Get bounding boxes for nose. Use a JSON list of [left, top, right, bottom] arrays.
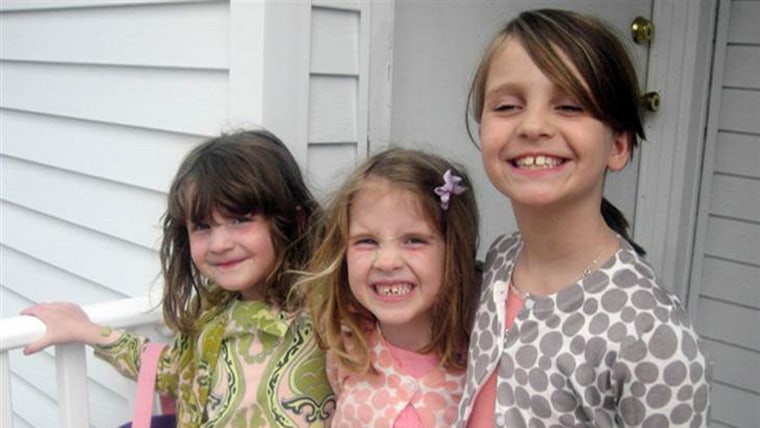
[[372, 245, 403, 272], [208, 226, 233, 252], [517, 106, 554, 140]]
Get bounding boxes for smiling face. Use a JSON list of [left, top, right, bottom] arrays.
[[346, 179, 445, 350], [188, 210, 276, 301], [479, 37, 630, 212]]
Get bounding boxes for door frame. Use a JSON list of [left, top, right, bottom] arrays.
[[633, 0, 717, 307]]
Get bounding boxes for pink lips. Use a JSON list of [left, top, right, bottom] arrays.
[[213, 258, 244, 269]]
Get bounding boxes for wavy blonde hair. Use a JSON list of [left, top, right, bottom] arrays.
[[300, 148, 480, 373]]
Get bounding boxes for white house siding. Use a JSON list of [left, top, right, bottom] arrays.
[[689, 1, 760, 427], [306, 0, 369, 196], [0, 0, 340, 426]]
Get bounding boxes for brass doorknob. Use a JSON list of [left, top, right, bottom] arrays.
[[631, 16, 655, 44], [642, 91, 661, 112]]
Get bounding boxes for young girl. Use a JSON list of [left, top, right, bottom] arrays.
[[22, 130, 335, 427], [458, 9, 711, 427], [302, 148, 480, 427]]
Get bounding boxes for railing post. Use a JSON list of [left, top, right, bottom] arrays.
[[1, 351, 12, 428], [55, 343, 90, 428]]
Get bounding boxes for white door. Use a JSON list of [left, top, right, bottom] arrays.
[[385, 1, 653, 252]]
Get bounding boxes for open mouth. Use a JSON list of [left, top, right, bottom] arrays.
[[512, 155, 565, 170], [373, 282, 414, 297]]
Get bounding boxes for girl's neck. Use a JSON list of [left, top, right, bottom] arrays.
[[511, 202, 619, 296], [378, 322, 431, 353]]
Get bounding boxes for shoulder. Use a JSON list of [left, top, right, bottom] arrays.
[[478, 232, 520, 297], [601, 246, 709, 371], [484, 232, 521, 260], [606, 244, 688, 323], [482, 232, 520, 272]]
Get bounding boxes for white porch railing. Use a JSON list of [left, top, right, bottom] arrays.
[[0, 296, 163, 428]]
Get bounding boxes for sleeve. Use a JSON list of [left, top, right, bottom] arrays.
[[94, 330, 189, 397], [92, 331, 146, 381], [614, 304, 712, 427]]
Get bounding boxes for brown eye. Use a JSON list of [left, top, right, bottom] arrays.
[[191, 222, 210, 232], [232, 215, 253, 225]]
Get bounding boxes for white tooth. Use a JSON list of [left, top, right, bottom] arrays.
[[536, 155, 546, 166], [377, 283, 411, 296]]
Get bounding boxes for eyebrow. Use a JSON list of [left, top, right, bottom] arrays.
[[483, 83, 525, 104], [485, 82, 521, 96]]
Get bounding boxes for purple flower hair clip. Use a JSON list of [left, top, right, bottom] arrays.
[[434, 169, 467, 210]]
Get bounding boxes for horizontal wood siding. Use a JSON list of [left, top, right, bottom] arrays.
[[718, 88, 760, 134], [0, 2, 229, 68], [2, 62, 229, 135], [702, 339, 760, 393], [0, 0, 198, 12], [307, 144, 357, 196], [2, 202, 161, 297], [709, 175, 760, 221], [1, 110, 202, 192], [691, 1, 760, 425], [311, 0, 360, 11], [696, 298, 760, 351], [724, 45, 760, 88], [3, 157, 166, 248], [728, 0, 760, 44], [311, 6, 359, 75], [2, 247, 123, 305], [306, 3, 367, 195], [700, 257, 760, 308], [308, 75, 358, 143], [714, 131, 760, 179], [710, 383, 760, 428]]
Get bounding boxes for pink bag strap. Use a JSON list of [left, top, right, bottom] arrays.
[[131, 342, 166, 428]]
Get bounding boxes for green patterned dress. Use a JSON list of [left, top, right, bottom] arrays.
[[95, 299, 335, 427]]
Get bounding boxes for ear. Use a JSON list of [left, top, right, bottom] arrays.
[[607, 131, 631, 172]]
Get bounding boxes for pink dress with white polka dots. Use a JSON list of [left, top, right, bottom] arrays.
[[327, 328, 464, 427]]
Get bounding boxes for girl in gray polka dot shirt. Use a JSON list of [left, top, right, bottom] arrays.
[[457, 9, 711, 427]]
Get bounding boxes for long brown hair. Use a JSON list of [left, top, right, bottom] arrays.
[[467, 9, 646, 255], [160, 130, 320, 334], [301, 148, 480, 372]]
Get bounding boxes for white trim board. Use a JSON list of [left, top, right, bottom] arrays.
[[634, 0, 717, 304]]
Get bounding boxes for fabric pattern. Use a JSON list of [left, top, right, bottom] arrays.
[[328, 328, 463, 427], [457, 233, 711, 427], [95, 299, 335, 428]]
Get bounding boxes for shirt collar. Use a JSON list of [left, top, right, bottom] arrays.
[[227, 299, 291, 337]]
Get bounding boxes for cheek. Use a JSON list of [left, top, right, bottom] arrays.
[[187, 234, 206, 266], [429, 250, 446, 286], [478, 113, 498, 137], [345, 251, 364, 277], [346, 251, 372, 291], [479, 123, 504, 160], [258, 231, 277, 261]]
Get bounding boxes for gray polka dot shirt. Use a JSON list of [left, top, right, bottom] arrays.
[[457, 233, 711, 427]]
